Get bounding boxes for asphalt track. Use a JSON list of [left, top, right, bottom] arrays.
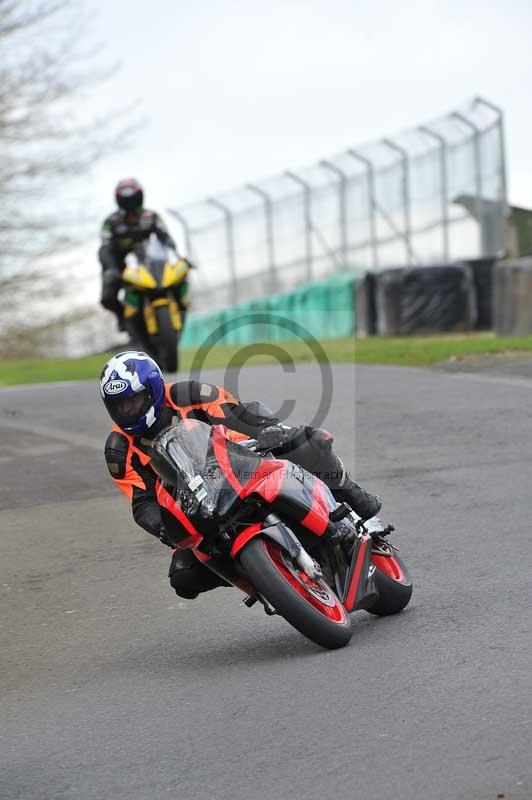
[[1, 362, 531, 800]]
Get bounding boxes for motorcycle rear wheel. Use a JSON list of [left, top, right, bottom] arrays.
[[367, 552, 412, 616], [155, 305, 179, 372], [239, 537, 352, 650]]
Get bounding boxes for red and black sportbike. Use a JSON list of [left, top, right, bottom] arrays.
[[152, 420, 412, 650]]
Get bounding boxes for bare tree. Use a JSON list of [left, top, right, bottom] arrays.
[[0, 0, 138, 337]]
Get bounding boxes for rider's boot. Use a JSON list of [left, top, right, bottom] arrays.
[[168, 549, 230, 600], [327, 456, 382, 521]]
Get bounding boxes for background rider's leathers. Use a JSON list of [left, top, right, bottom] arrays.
[[99, 209, 178, 313]]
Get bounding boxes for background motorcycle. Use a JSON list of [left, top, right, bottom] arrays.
[[119, 234, 190, 372], [152, 420, 412, 650]]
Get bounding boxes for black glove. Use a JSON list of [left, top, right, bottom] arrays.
[[256, 425, 291, 452], [178, 490, 216, 520], [179, 491, 201, 518]]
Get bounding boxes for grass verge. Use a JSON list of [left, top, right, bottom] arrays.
[[354, 332, 532, 366], [2, 333, 532, 386]]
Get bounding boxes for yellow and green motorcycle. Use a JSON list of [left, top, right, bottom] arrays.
[[120, 235, 190, 372]]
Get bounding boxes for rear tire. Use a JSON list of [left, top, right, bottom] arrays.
[[239, 537, 352, 650], [155, 305, 179, 372], [367, 553, 412, 616]]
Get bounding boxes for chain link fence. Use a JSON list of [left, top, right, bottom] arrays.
[[169, 97, 507, 312]]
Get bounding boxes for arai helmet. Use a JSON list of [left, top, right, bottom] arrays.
[[100, 351, 165, 434]]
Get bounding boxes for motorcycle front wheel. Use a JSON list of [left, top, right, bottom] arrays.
[[239, 536, 352, 650], [155, 305, 179, 373]]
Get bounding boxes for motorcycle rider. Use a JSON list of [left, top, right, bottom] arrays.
[[99, 178, 190, 333], [100, 350, 382, 599]]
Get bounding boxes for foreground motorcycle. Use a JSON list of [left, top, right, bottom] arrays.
[[119, 235, 190, 372], [152, 420, 412, 650]]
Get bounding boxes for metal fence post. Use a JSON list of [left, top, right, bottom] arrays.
[[285, 170, 313, 281], [473, 96, 509, 256], [418, 125, 450, 262], [319, 160, 348, 269], [206, 197, 238, 302], [247, 183, 277, 292], [381, 138, 413, 265], [473, 96, 509, 214], [452, 111, 483, 255], [166, 207, 192, 257], [346, 149, 379, 270]]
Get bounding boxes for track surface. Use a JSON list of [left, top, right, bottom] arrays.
[[1, 363, 531, 800]]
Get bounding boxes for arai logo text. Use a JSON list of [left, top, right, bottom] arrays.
[[104, 379, 128, 395]]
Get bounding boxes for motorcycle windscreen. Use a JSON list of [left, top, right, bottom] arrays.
[[151, 419, 241, 514], [127, 235, 168, 286]]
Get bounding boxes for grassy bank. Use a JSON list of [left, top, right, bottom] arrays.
[[354, 332, 532, 367], [2, 333, 532, 386], [0, 338, 356, 386]]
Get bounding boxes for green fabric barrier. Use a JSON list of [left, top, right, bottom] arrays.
[[180, 272, 357, 348]]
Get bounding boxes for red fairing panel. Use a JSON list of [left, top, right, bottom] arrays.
[[244, 460, 285, 502], [211, 426, 243, 496], [212, 426, 285, 501], [156, 482, 203, 550], [299, 477, 331, 536]]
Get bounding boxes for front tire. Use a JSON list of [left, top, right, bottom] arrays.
[[367, 552, 412, 616], [155, 305, 179, 372], [239, 537, 352, 650]]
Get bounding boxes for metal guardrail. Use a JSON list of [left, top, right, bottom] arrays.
[[169, 97, 507, 312]]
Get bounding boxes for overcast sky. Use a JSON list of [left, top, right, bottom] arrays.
[[85, 0, 532, 247]]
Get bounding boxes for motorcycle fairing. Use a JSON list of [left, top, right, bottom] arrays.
[[162, 260, 189, 288], [153, 420, 337, 573], [122, 262, 158, 289], [120, 236, 187, 334], [156, 481, 204, 551], [211, 426, 334, 536]]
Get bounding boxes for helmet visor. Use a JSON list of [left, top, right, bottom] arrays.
[[116, 189, 143, 213], [106, 388, 153, 428]]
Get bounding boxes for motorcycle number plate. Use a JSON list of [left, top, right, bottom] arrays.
[[188, 475, 207, 501]]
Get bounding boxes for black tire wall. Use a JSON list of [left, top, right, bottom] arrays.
[[494, 258, 532, 336], [374, 265, 477, 336]]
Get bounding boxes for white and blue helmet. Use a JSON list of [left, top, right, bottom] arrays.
[[99, 351, 166, 434]]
